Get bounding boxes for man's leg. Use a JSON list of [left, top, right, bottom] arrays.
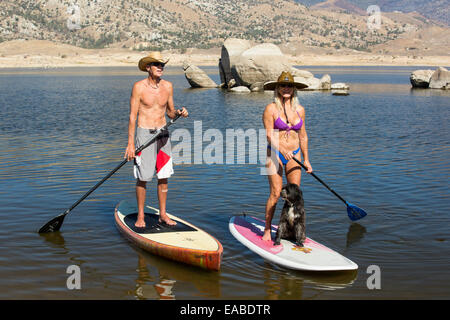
[[157, 178, 176, 226], [135, 179, 147, 228]]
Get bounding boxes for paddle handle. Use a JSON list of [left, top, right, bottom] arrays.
[[292, 157, 347, 205], [66, 113, 181, 215]]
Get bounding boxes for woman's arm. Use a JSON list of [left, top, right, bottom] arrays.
[[263, 103, 279, 150], [298, 106, 313, 173]]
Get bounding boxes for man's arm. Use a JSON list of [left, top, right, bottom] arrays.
[[165, 82, 177, 119], [165, 81, 189, 119], [124, 83, 140, 161]]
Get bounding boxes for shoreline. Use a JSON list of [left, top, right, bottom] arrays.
[[1, 40, 448, 69], [0, 53, 449, 69]]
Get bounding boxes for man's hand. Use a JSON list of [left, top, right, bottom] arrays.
[[124, 143, 136, 161], [177, 107, 189, 118]]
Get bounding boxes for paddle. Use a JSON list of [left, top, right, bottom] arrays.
[[38, 113, 182, 233], [292, 157, 367, 221]]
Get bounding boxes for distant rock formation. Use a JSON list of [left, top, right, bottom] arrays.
[[331, 83, 350, 90], [429, 67, 450, 90], [410, 70, 434, 88], [228, 86, 251, 93], [186, 39, 351, 95], [219, 38, 252, 87], [411, 67, 450, 90], [232, 43, 292, 87], [183, 62, 218, 88]]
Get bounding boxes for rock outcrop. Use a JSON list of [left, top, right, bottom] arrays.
[[219, 38, 252, 87], [429, 67, 450, 89], [183, 62, 218, 88], [231, 43, 291, 86], [410, 69, 434, 88]]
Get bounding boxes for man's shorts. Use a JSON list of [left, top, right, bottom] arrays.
[[133, 127, 174, 182]]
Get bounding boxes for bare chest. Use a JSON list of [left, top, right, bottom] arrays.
[[140, 87, 169, 108]]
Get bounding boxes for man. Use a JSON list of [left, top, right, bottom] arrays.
[[124, 51, 188, 228]]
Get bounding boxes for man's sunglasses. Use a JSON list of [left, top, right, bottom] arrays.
[[150, 62, 166, 68]]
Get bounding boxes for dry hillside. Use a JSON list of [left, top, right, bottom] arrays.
[[0, 0, 448, 56]]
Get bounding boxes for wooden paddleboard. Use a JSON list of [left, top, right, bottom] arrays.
[[115, 201, 223, 271], [229, 215, 358, 271]]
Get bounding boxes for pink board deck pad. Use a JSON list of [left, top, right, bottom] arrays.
[[229, 215, 358, 271]]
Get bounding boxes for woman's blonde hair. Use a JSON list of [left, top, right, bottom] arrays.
[[273, 85, 300, 113]]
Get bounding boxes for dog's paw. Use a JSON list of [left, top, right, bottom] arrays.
[[295, 242, 304, 247], [273, 240, 281, 246]]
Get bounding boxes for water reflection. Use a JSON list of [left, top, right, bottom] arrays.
[[409, 88, 450, 97], [262, 262, 358, 299], [134, 253, 175, 300], [39, 231, 68, 251], [131, 247, 221, 300], [346, 223, 367, 248]]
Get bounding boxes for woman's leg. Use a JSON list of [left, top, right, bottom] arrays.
[[285, 152, 302, 186], [262, 152, 283, 241]]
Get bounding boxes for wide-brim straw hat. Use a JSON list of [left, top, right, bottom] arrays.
[[138, 51, 169, 72], [263, 71, 308, 90]]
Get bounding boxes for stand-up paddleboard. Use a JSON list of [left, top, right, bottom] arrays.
[[229, 215, 357, 271], [115, 201, 223, 271]]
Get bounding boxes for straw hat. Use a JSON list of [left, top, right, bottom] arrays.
[[138, 51, 169, 72], [263, 71, 308, 90]]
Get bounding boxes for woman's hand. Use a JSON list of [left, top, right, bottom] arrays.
[[279, 147, 292, 162], [303, 159, 313, 173]]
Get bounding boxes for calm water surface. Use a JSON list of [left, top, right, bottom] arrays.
[[0, 66, 449, 299]]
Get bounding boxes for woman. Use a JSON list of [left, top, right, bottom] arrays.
[[262, 71, 313, 242]]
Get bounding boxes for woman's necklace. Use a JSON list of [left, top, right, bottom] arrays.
[[282, 102, 290, 125], [282, 101, 291, 140]]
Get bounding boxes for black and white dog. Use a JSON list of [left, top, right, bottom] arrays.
[[274, 183, 306, 246]]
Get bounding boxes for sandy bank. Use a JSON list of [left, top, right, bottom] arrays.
[[0, 40, 448, 69]]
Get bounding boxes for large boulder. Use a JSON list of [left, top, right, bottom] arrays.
[[183, 62, 218, 88], [294, 74, 331, 90], [410, 70, 434, 88], [319, 74, 331, 90], [228, 86, 251, 93], [250, 82, 264, 92], [220, 38, 252, 87], [232, 43, 292, 87], [291, 67, 314, 79], [429, 67, 450, 89]]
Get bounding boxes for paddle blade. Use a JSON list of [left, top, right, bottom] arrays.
[[346, 203, 367, 221], [38, 213, 67, 233]]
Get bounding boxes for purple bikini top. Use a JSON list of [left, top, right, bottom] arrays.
[[274, 111, 303, 132]]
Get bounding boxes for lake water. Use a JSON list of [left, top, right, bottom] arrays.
[[0, 66, 449, 300]]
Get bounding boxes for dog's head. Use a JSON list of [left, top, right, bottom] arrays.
[[281, 183, 303, 206]]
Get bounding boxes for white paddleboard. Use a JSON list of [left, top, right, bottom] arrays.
[[229, 215, 358, 271]]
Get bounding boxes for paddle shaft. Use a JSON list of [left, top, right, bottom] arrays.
[[64, 114, 181, 215], [292, 157, 347, 205]]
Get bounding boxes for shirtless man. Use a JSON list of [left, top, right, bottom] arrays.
[[124, 52, 188, 228]]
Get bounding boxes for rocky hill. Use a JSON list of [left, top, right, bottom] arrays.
[[0, 0, 448, 56], [295, 0, 450, 26]]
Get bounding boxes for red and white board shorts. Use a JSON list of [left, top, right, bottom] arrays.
[[134, 127, 174, 182]]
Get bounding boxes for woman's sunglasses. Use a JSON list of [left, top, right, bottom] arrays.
[[279, 84, 294, 88]]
